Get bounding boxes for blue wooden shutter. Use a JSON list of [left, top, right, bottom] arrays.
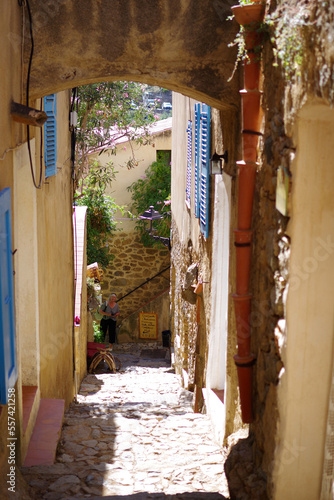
[[194, 103, 201, 218], [199, 104, 211, 238], [0, 188, 17, 404], [44, 94, 57, 177], [185, 120, 192, 208]]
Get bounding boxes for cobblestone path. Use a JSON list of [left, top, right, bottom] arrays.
[[22, 344, 229, 499]]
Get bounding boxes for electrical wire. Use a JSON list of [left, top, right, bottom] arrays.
[[22, 0, 43, 189]]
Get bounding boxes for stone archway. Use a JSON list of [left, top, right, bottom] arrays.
[[26, 0, 239, 109]]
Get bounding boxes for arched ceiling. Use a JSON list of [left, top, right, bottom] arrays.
[[25, 0, 240, 110]]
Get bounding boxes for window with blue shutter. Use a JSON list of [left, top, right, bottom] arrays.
[[0, 188, 17, 405], [194, 103, 201, 218], [185, 120, 192, 209], [44, 94, 57, 178], [199, 104, 211, 238]]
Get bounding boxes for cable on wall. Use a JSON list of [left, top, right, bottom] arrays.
[[19, 0, 43, 189]]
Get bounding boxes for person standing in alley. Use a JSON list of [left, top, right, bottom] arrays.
[[99, 293, 120, 344]]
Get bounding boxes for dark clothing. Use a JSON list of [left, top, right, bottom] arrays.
[[100, 317, 117, 343], [100, 300, 120, 343]]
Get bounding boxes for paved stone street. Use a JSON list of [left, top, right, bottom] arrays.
[[22, 344, 230, 499]]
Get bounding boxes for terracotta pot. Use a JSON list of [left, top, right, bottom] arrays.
[[231, 3, 265, 26], [242, 131, 260, 162], [240, 90, 262, 134], [232, 294, 252, 358], [237, 160, 257, 230], [234, 353, 256, 423], [234, 229, 253, 295], [244, 52, 260, 90]]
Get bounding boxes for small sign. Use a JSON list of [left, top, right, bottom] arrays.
[[276, 166, 290, 216], [139, 313, 157, 339]]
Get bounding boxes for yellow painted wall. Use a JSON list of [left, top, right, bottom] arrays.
[[93, 119, 172, 232], [274, 101, 334, 500], [36, 90, 74, 406], [0, 0, 27, 484], [0, 1, 74, 475]]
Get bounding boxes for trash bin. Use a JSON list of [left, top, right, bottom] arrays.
[[162, 330, 171, 348]]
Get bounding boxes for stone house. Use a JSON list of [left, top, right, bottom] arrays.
[[170, 2, 334, 500], [170, 93, 241, 449], [87, 118, 172, 344]]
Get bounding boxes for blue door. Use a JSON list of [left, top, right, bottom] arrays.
[[0, 188, 17, 404]]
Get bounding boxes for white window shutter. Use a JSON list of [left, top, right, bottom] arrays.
[[185, 120, 192, 208]]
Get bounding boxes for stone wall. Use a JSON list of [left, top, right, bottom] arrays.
[[225, 2, 334, 499], [170, 93, 242, 439], [170, 221, 211, 410], [119, 289, 170, 344], [100, 231, 170, 341]]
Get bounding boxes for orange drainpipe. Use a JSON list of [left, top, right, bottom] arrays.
[[231, 1, 265, 423]]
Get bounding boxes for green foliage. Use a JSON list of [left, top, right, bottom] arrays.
[[127, 159, 171, 247], [87, 277, 96, 299], [227, 19, 268, 82], [93, 321, 105, 343], [73, 81, 158, 190], [76, 163, 125, 269], [268, 1, 310, 80]]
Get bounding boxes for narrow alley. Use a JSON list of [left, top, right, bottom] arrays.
[[21, 344, 230, 499]]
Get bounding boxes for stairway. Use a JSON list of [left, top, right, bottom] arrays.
[[23, 397, 65, 467]]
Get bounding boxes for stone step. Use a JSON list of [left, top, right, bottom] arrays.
[[22, 385, 38, 434], [23, 398, 65, 467]]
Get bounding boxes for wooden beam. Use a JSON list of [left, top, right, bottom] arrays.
[[11, 102, 47, 127]]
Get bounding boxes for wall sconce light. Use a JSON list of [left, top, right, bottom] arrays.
[[210, 150, 228, 175], [139, 206, 171, 250]]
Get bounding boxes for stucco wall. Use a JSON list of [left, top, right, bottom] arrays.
[[0, 0, 24, 488], [36, 90, 74, 406], [27, 0, 239, 110], [0, 0, 74, 488], [273, 103, 334, 500], [94, 119, 172, 232]]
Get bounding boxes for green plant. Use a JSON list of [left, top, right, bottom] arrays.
[[73, 81, 158, 192], [76, 163, 126, 269], [87, 277, 96, 299], [127, 159, 171, 247], [268, 0, 311, 80], [227, 14, 268, 82], [93, 321, 105, 343]]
